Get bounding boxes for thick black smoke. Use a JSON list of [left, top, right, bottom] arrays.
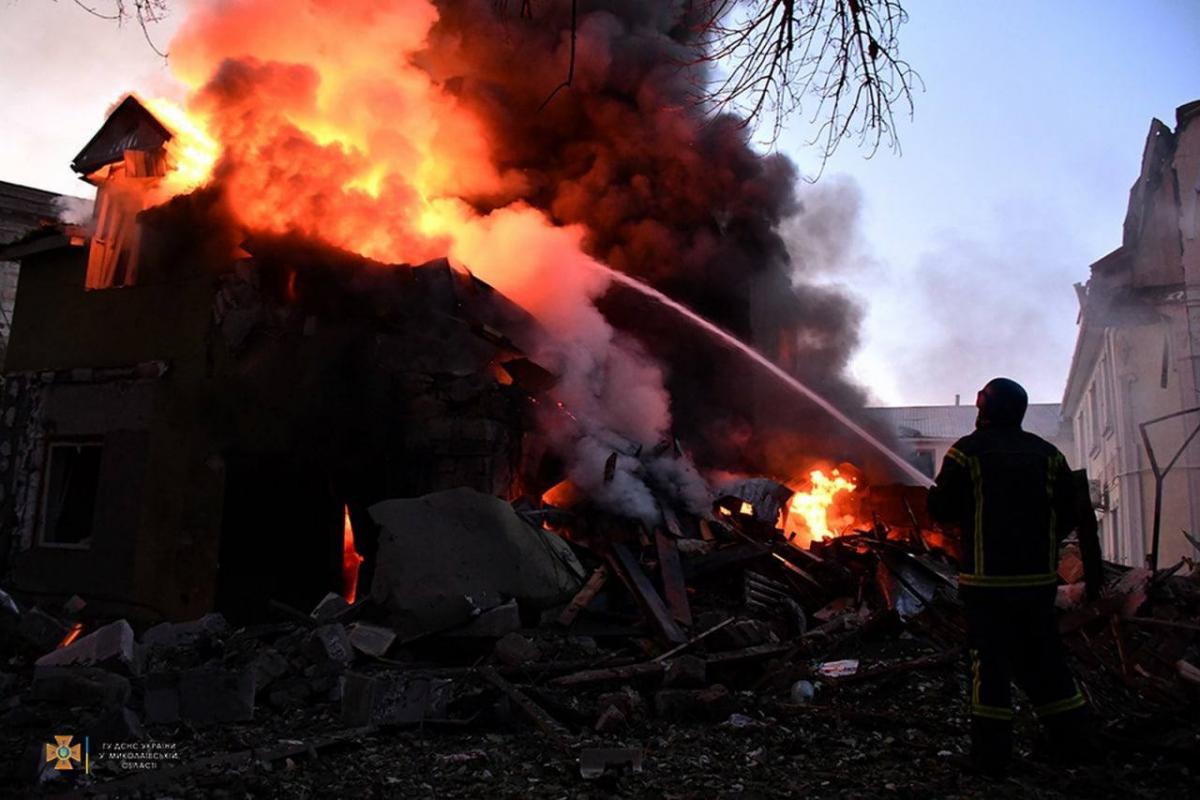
[[426, 1, 894, 480]]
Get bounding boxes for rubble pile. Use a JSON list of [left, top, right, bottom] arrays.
[[0, 486, 1197, 798]]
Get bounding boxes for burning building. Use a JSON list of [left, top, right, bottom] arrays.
[[0, 2, 917, 625], [0, 96, 553, 621]]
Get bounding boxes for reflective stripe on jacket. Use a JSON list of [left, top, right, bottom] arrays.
[[927, 426, 1077, 587]]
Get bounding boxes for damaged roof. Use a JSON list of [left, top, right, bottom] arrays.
[[71, 95, 173, 176], [0, 180, 71, 245]]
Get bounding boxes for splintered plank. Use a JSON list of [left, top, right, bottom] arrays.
[[769, 550, 828, 592], [655, 530, 693, 627], [549, 661, 667, 688], [480, 667, 570, 747], [704, 642, 795, 666], [557, 566, 608, 627], [608, 543, 687, 645]]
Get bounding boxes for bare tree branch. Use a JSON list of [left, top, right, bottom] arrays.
[[60, 0, 170, 57], [689, 0, 921, 171]]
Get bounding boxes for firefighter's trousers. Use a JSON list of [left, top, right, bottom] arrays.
[[962, 585, 1088, 769]]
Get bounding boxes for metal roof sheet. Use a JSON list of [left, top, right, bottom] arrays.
[[868, 403, 1063, 441]]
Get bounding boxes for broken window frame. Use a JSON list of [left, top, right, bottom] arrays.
[[36, 439, 104, 551]]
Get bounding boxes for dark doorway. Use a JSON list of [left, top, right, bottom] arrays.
[[214, 454, 344, 623]]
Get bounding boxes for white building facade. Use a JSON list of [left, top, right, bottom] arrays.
[[1062, 100, 1200, 569]]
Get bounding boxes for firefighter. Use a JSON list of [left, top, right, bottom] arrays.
[[928, 377, 1095, 775]]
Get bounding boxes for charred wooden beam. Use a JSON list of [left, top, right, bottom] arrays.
[[480, 667, 570, 747], [608, 544, 687, 645], [556, 566, 608, 627], [549, 661, 667, 688], [655, 530, 692, 627]]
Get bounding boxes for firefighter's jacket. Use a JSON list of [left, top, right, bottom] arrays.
[[928, 425, 1077, 588]]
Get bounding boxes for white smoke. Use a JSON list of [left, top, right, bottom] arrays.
[[439, 202, 713, 524], [52, 195, 95, 227]]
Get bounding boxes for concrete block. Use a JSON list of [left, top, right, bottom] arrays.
[[143, 673, 180, 725], [306, 624, 353, 670], [311, 592, 350, 622], [456, 599, 521, 638], [31, 667, 131, 709], [178, 667, 256, 724], [142, 613, 228, 649], [340, 672, 450, 727], [347, 623, 397, 658], [35, 620, 137, 676], [251, 648, 290, 692], [146, 667, 256, 725]]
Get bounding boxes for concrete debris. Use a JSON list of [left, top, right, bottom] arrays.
[[654, 684, 736, 722], [143, 672, 182, 725], [456, 599, 522, 638], [579, 747, 643, 779], [142, 613, 228, 650], [31, 666, 131, 709], [306, 624, 354, 670], [251, 648, 290, 691], [662, 654, 707, 688], [146, 667, 256, 725], [493, 632, 541, 667], [0, 467, 1195, 797], [592, 704, 627, 732], [594, 686, 645, 733], [370, 488, 585, 638], [721, 712, 762, 729], [312, 592, 351, 623], [179, 667, 256, 724], [35, 619, 138, 676], [341, 673, 451, 727], [61, 595, 87, 618], [347, 623, 397, 658], [18, 608, 69, 652], [0, 588, 18, 619]]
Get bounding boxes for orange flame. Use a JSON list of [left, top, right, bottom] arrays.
[[785, 469, 857, 548], [140, 96, 219, 197], [341, 505, 364, 604], [542, 480, 582, 509], [57, 622, 84, 649], [146, 0, 519, 263], [133, 0, 617, 354]]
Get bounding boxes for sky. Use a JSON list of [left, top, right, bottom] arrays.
[[1, 0, 1197, 406], [782, 0, 1200, 405]]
